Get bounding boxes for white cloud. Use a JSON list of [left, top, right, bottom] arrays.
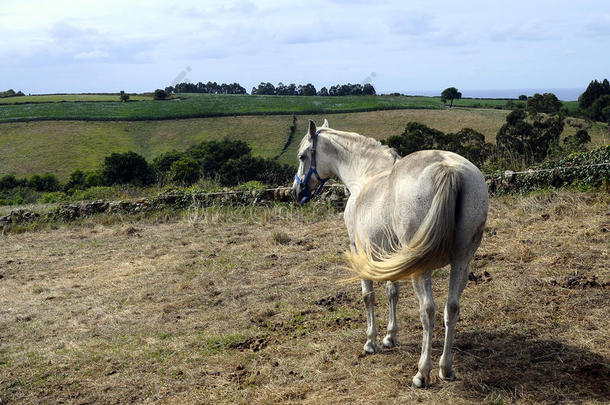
[[1, 0, 609, 93]]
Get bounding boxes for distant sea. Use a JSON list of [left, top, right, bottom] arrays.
[[405, 88, 582, 101]]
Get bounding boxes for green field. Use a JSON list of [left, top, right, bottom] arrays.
[[1, 107, 607, 180], [0, 94, 153, 104], [0, 94, 446, 123], [0, 92, 582, 123]]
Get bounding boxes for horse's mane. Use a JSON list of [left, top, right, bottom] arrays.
[[302, 128, 399, 162]]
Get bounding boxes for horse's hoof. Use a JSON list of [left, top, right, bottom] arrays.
[[363, 341, 379, 354], [382, 335, 397, 348], [412, 373, 429, 388], [439, 368, 456, 381]]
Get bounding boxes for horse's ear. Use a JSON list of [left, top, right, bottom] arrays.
[[322, 119, 329, 128], [308, 119, 317, 138]]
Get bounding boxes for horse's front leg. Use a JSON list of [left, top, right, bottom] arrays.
[[412, 273, 435, 388], [382, 281, 399, 348], [361, 279, 379, 354]]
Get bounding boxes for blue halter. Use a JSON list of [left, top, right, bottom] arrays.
[[294, 130, 328, 205]]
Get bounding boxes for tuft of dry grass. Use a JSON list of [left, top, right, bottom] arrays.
[[0, 191, 608, 404]]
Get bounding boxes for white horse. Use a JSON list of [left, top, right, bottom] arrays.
[[292, 119, 488, 388]]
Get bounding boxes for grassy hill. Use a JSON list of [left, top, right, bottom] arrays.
[[1, 107, 607, 179]]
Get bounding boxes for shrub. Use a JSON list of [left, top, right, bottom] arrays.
[[64, 169, 86, 191], [0, 174, 27, 191], [218, 156, 293, 186], [488, 145, 610, 194], [101, 151, 153, 185], [28, 173, 60, 192], [85, 172, 103, 187], [384, 122, 493, 167], [385, 122, 445, 156], [153, 89, 167, 100], [186, 139, 251, 178], [170, 157, 201, 185], [152, 150, 184, 173], [496, 110, 564, 165], [70, 186, 118, 201], [38, 191, 67, 204]]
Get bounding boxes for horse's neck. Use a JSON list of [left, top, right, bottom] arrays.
[[329, 140, 395, 196]]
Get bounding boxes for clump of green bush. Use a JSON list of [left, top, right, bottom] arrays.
[[1, 138, 294, 206]]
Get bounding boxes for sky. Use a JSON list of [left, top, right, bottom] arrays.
[[1, 0, 609, 98]]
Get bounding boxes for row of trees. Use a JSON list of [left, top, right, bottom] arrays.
[[166, 82, 247, 95], [250, 82, 376, 96], [151, 82, 376, 100]]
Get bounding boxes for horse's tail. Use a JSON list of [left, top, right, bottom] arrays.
[[345, 162, 461, 281]]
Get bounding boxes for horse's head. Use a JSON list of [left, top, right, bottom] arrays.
[[291, 118, 332, 204]]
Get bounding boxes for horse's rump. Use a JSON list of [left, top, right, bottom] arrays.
[[345, 160, 461, 281]]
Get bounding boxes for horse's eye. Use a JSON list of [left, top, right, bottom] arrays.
[[298, 155, 305, 161]]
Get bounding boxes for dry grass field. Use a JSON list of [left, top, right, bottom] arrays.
[[1, 191, 609, 404]]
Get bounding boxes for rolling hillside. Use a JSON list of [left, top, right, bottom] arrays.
[[1, 108, 608, 179]]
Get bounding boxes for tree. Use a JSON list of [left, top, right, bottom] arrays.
[[526, 93, 562, 114], [385, 122, 445, 156], [441, 87, 462, 107], [318, 87, 329, 96], [251, 82, 276, 95], [590, 94, 610, 122], [518, 94, 528, 101], [444, 128, 491, 167], [119, 90, 129, 102], [384, 123, 492, 167], [102, 151, 153, 185], [298, 83, 317, 96], [153, 89, 167, 100], [496, 109, 564, 164], [578, 79, 610, 110], [362, 83, 376, 95]]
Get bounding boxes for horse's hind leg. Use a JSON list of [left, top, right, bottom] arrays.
[[361, 279, 379, 354], [382, 281, 399, 348], [439, 258, 469, 381], [412, 273, 435, 388]]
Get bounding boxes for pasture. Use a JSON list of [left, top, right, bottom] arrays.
[[0, 92, 579, 124], [0, 94, 153, 104], [0, 94, 442, 123], [1, 190, 608, 404], [1, 109, 607, 179]]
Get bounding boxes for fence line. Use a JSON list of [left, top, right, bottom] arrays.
[[482, 162, 610, 179], [164, 162, 609, 198]]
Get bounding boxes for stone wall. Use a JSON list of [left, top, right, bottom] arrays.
[[0, 186, 350, 230]]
